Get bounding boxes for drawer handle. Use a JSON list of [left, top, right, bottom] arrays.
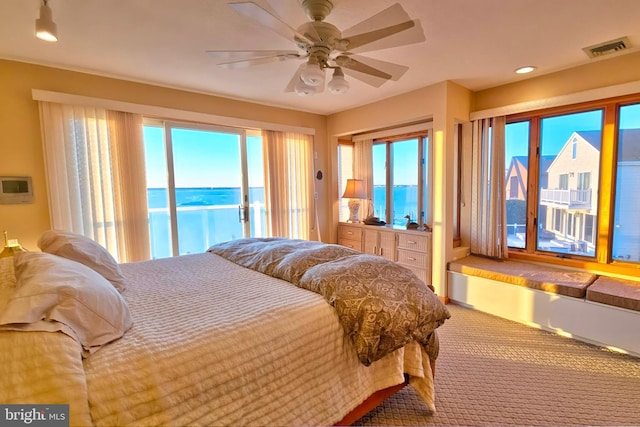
[[347, 231, 353, 235], [407, 240, 417, 244], [408, 257, 416, 261]]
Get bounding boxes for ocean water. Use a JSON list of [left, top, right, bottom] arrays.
[[148, 185, 420, 258]]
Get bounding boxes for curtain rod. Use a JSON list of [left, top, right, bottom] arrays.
[[32, 89, 316, 136]]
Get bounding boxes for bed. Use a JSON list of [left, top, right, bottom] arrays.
[[0, 232, 450, 426]]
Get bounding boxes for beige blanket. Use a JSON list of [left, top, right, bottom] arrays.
[[209, 238, 450, 365]]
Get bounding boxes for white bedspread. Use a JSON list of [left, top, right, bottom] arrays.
[[1, 253, 434, 426]]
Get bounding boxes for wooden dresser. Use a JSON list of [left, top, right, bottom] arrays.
[[337, 222, 432, 286]]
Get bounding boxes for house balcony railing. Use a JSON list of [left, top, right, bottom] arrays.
[[539, 188, 593, 210]]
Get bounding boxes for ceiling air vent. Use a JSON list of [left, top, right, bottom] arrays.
[[583, 37, 631, 58]]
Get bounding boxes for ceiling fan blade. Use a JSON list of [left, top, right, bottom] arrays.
[[207, 50, 301, 60], [208, 50, 300, 59], [340, 3, 426, 53], [285, 64, 305, 92], [337, 54, 409, 81], [217, 53, 302, 69], [334, 55, 392, 80], [229, 2, 314, 45], [341, 20, 414, 52], [340, 68, 387, 88]]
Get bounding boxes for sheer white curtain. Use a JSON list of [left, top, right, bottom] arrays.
[[262, 130, 315, 240], [353, 139, 374, 217], [470, 116, 508, 259], [39, 102, 150, 262]]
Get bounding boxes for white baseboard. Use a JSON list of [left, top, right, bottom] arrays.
[[448, 271, 640, 357]]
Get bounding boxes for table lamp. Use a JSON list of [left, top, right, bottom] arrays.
[[342, 179, 367, 223]]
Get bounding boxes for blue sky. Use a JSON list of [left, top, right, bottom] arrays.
[[144, 126, 263, 188]]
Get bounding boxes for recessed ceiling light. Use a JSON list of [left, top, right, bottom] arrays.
[[515, 66, 536, 74]]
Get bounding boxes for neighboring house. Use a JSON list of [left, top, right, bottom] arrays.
[[505, 155, 555, 201], [540, 131, 601, 254], [505, 156, 528, 201], [505, 155, 554, 243], [612, 129, 640, 261]]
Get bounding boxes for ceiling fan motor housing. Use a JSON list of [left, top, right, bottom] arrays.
[[301, 0, 334, 21], [297, 21, 342, 58]]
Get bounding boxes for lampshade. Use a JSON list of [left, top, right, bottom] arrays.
[[300, 61, 325, 86], [36, 0, 58, 42], [294, 77, 317, 96], [342, 179, 367, 199], [328, 67, 349, 95]]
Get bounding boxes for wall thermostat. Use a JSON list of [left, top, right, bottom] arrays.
[[0, 176, 34, 204]]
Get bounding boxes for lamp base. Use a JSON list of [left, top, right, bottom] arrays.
[[347, 198, 361, 223]]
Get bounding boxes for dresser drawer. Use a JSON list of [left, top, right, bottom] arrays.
[[397, 233, 429, 252], [339, 225, 362, 241], [339, 238, 361, 251], [405, 265, 428, 284], [396, 248, 427, 269]]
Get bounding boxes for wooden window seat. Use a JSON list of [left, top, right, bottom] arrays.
[[447, 255, 640, 357]]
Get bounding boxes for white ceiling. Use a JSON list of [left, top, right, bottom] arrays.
[[1, 0, 639, 115]]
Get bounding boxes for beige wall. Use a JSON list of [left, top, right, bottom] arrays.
[[0, 60, 328, 250]]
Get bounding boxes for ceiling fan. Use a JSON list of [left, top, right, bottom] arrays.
[[207, 0, 425, 96]]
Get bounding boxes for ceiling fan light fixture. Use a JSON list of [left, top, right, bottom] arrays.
[[328, 67, 349, 95], [35, 0, 58, 42], [300, 62, 325, 86], [294, 78, 317, 96]]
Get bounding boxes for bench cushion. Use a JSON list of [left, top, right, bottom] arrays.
[[448, 255, 597, 298], [586, 276, 640, 312]]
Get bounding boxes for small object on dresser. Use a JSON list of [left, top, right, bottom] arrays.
[[364, 216, 385, 226], [404, 215, 419, 230]]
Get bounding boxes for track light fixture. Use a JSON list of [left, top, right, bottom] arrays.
[[36, 0, 58, 42]]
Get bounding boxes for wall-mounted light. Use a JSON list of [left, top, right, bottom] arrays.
[[36, 0, 58, 42]]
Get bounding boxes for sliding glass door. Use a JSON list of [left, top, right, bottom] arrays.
[[144, 120, 264, 258]]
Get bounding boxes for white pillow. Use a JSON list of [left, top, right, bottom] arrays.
[[0, 252, 133, 355], [38, 230, 127, 292]]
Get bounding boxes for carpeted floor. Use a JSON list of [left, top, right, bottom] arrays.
[[355, 304, 640, 426]]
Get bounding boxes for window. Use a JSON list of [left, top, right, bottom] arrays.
[[143, 120, 265, 258], [372, 143, 387, 220], [505, 120, 530, 249], [372, 132, 430, 227], [506, 94, 640, 271], [612, 103, 640, 263], [391, 138, 419, 225]]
